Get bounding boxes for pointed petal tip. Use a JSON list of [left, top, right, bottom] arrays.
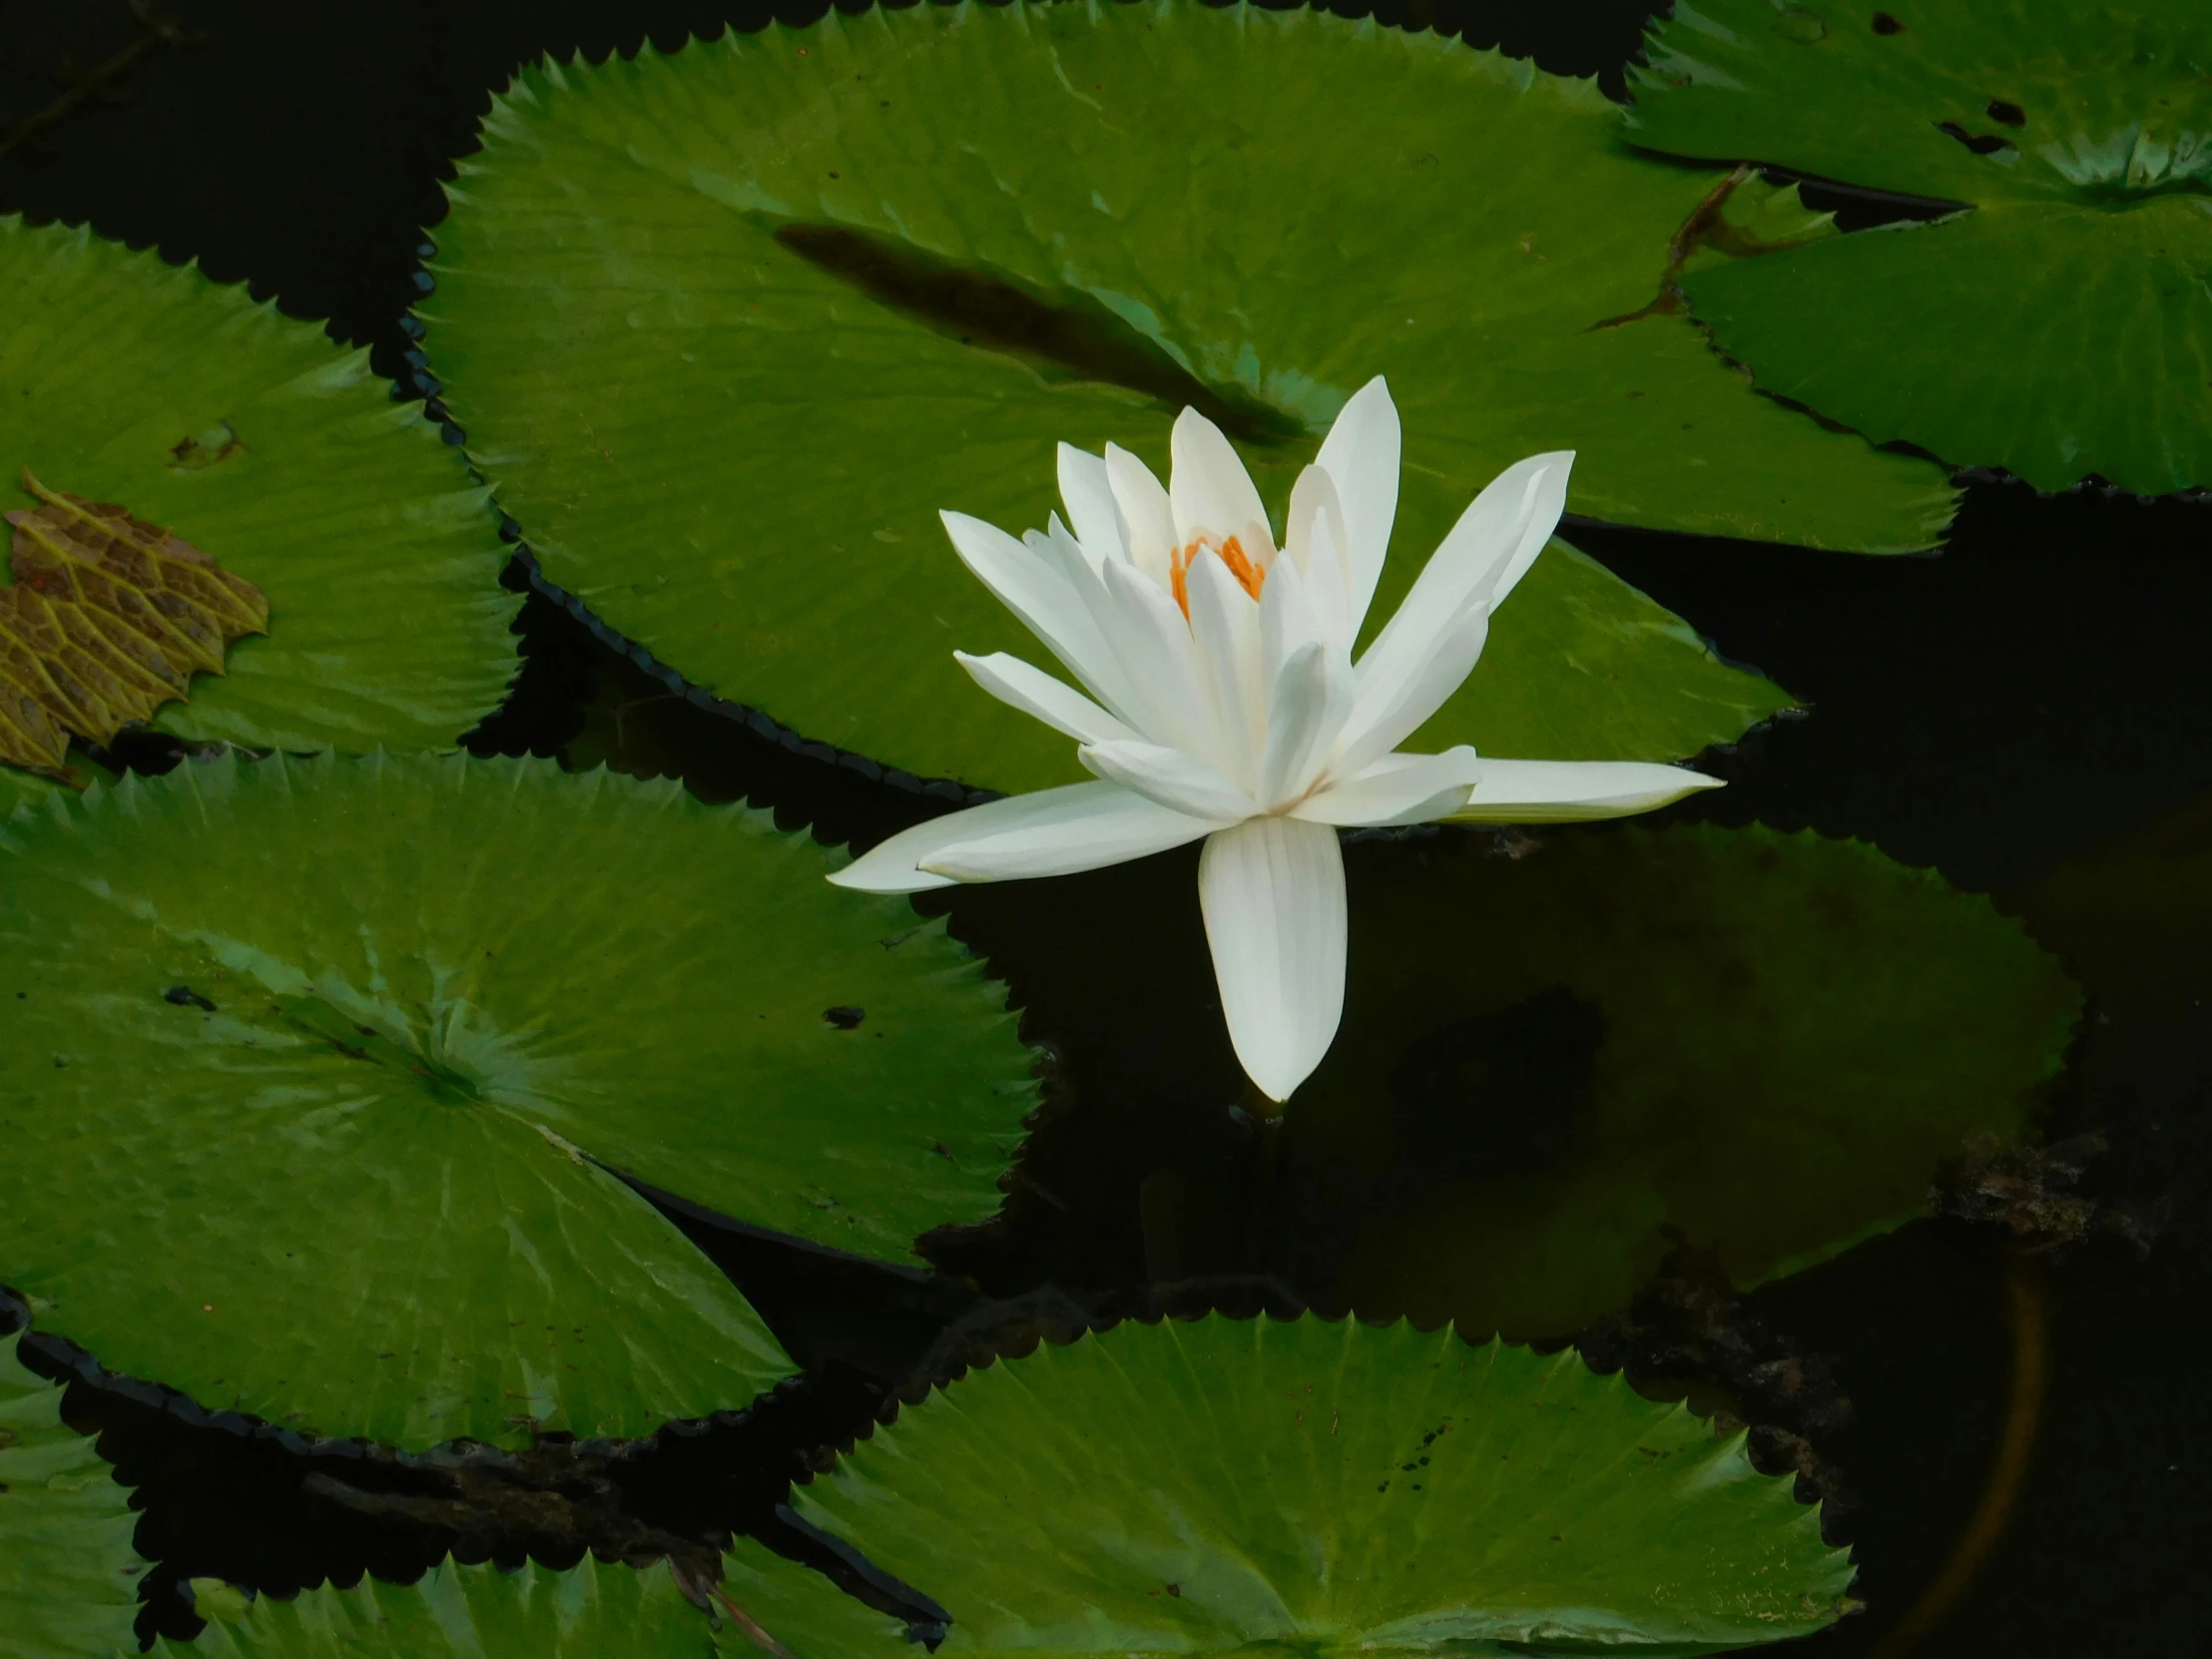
[[1338, 372, 1394, 408], [827, 858, 958, 895], [1444, 759, 1726, 825], [1485, 448, 1574, 479], [1344, 376, 1398, 432], [937, 507, 999, 552], [1199, 817, 1347, 1112], [1522, 450, 1577, 489], [1237, 1037, 1328, 1105], [1172, 404, 1225, 441]]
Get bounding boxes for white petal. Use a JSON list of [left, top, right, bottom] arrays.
[[1028, 516, 1109, 605], [1183, 552, 1266, 780], [1284, 464, 1358, 652], [1198, 817, 1347, 1102], [941, 510, 1128, 708], [1019, 521, 1149, 729], [1027, 516, 1108, 605], [1257, 639, 1354, 811], [1036, 513, 1099, 574], [1445, 759, 1724, 824], [1169, 408, 1274, 558], [831, 783, 1182, 891], [1078, 739, 1257, 823], [1094, 555, 1231, 769], [1258, 548, 1324, 689], [1292, 746, 1484, 827], [1335, 605, 1490, 779], [832, 783, 1213, 891], [1352, 450, 1572, 709], [921, 785, 1221, 882], [1024, 521, 1095, 594], [1314, 375, 1401, 633], [1479, 454, 1576, 610], [954, 651, 1137, 747], [1105, 444, 1177, 586], [1057, 444, 1127, 564]]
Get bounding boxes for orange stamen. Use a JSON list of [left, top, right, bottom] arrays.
[[1169, 534, 1267, 618]]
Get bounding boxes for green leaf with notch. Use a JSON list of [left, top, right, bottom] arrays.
[[0, 1333, 145, 1659], [0, 765, 59, 817], [0, 216, 520, 767], [792, 1315, 1856, 1655], [424, 0, 1951, 796], [0, 752, 1035, 1448], [163, 1544, 911, 1658], [1625, 0, 2212, 494], [160, 1556, 710, 1658]]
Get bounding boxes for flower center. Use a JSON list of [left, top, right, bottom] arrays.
[[1169, 533, 1266, 618]]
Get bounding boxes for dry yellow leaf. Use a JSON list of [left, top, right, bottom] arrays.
[[0, 470, 268, 777]]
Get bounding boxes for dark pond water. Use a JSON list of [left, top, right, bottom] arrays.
[[2, 1, 2206, 1654]]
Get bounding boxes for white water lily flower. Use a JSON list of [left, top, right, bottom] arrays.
[[833, 378, 1721, 1101]]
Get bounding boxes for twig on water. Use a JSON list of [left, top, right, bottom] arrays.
[[0, 1, 204, 165]]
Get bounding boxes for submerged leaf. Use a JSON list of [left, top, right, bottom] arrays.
[[0, 1333, 145, 1659], [2015, 788, 2212, 1015], [0, 752, 1037, 1447], [1129, 824, 2081, 1339], [1624, 0, 2212, 493], [424, 0, 1947, 796], [794, 1316, 1856, 1655], [0, 471, 268, 776]]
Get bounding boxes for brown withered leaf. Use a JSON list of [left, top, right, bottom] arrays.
[[0, 469, 268, 777]]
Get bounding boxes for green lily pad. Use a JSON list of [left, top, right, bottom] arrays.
[[424, 0, 1948, 796], [0, 752, 1035, 1448], [160, 1556, 709, 1658], [1624, 0, 2212, 494], [0, 1332, 145, 1659], [0, 216, 520, 761], [164, 1544, 911, 1658], [793, 1315, 1855, 1655], [0, 756, 122, 821], [0, 767, 59, 817], [1282, 824, 2080, 1337]]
